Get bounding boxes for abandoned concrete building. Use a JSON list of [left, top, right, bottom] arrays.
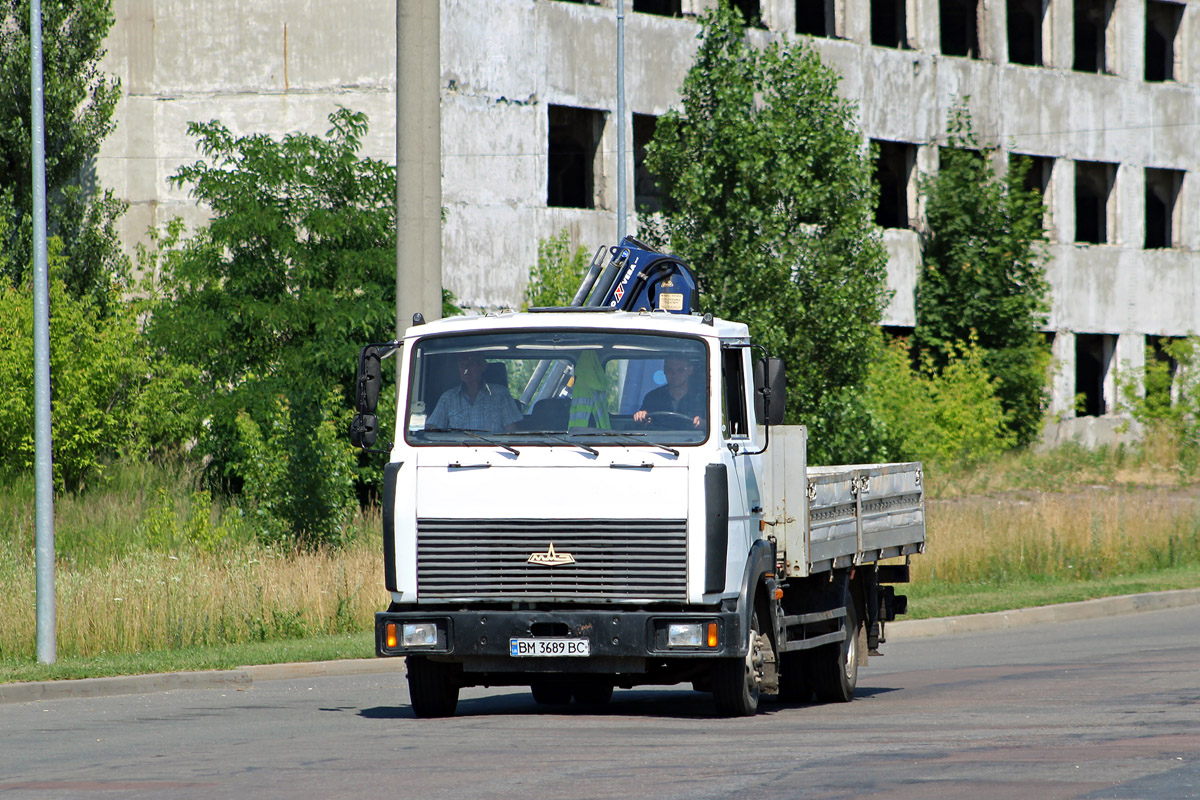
[[96, 0, 1199, 441]]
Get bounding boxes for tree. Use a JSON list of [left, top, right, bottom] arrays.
[[523, 229, 590, 309], [644, 4, 890, 464], [0, 0, 126, 308], [915, 105, 1050, 446], [146, 109, 397, 546]]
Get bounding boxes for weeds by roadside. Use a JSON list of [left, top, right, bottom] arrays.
[[4, 440, 1200, 672]]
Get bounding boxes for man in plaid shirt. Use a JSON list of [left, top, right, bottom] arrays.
[[427, 353, 522, 433]]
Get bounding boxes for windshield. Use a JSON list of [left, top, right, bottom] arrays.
[[404, 330, 709, 447]]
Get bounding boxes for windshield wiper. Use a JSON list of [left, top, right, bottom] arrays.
[[578, 431, 680, 457], [507, 430, 599, 456], [424, 427, 520, 457]]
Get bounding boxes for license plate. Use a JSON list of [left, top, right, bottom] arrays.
[[509, 638, 591, 657]]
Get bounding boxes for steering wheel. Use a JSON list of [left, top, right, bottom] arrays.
[[642, 411, 696, 430]]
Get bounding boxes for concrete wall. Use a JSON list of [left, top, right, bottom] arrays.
[[97, 0, 397, 256], [95, 0, 1200, 439]]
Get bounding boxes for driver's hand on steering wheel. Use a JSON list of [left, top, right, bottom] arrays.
[[633, 409, 649, 423]]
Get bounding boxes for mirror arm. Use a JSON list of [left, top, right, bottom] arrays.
[[743, 344, 772, 457]]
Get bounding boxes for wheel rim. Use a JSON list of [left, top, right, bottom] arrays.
[[844, 623, 857, 682], [746, 618, 767, 697]]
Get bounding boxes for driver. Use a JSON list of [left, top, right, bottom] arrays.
[[633, 356, 704, 429], [427, 352, 521, 433]]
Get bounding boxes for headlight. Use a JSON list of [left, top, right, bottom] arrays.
[[403, 622, 439, 647], [667, 623, 704, 647]]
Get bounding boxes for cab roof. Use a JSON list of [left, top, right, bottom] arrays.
[[404, 310, 750, 342]]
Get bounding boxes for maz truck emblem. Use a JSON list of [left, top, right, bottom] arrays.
[[527, 543, 576, 566]]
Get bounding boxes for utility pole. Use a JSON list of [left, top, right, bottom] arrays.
[[31, 0, 56, 664], [396, 0, 444, 337], [616, 0, 627, 242]]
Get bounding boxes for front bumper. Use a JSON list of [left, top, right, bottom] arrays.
[[375, 607, 746, 664]]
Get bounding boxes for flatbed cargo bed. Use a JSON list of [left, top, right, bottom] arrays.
[[762, 427, 926, 578]]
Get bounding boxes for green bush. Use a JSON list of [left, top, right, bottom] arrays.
[[866, 336, 1014, 467], [0, 241, 146, 490], [233, 390, 357, 548], [1120, 337, 1200, 474]]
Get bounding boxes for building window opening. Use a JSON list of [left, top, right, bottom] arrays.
[[796, 0, 834, 36], [633, 0, 682, 16], [1074, 0, 1113, 73], [871, 0, 906, 47], [1146, 335, 1180, 409], [548, 105, 604, 210], [1075, 333, 1114, 417], [633, 114, 664, 215], [874, 140, 915, 229], [732, 0, 764, 27], [1145, 0, 1183, 82], [1017, 154, 1053, 229], [1075, 161, 1115, 244], [1007, 0, 1044, 65], [940, 0, 979, 58], [1144, 168, 1182, 249]]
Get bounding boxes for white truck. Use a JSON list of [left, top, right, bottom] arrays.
[[352, 239, 925, 717]]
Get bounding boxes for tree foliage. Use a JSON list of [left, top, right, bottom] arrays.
[[147, 109, 396, 546], [0, 0, 126, 307], [523, 229, 590, 309], [915, 105, 1050, 446], [0, 238, 148, 490], [644, 4, 889, 463]]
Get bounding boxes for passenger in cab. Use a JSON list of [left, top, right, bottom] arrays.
[[427, 352, 521, 433]]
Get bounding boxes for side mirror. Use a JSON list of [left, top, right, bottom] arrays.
[[753, 357, 786, 426], [349, 413, 378, 449], [356, 346, 383, 414]]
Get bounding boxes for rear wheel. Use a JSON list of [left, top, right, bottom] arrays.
[[811, 586, 860, 703], [530, 681, 573, 706], [712, 606, 770, 717], [777, 652, 811, 703], [572, 680, 614, 706], [406, 656, 459, 718]]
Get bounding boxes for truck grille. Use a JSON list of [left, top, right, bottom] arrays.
[[416, 518, 688, 601]]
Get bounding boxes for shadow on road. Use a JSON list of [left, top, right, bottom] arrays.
[[354, 686, 901, 721]]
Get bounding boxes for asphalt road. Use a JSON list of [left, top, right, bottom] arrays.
[[2, 605, 1198, 800]]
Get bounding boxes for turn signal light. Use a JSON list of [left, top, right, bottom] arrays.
[[707, 622, 718, 648], [385, 623, 398, 649]]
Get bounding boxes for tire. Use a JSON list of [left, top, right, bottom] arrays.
[[811, 585, 860, 704], [712, 606, 769, 717], [406, 656, 459, 718], [530, 681, 573, 706], [776, 652, 811, 703], [571, 680, 614, 707]]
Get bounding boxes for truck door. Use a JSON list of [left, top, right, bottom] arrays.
[[719, 345, 760, 589]]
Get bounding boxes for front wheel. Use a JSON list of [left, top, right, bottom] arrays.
[[406, 656, 460, 718], [712, 607, 770, 717]]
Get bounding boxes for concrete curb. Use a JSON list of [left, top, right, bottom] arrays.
[[0, 657, 405, 706], [4, 588, 1199, 704], [887, 587, 1200, 639]]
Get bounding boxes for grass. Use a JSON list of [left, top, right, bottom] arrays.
[[3, 438, 1200, 684], [0, 632, 373, 685], [905, 564, 1200, 619]]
